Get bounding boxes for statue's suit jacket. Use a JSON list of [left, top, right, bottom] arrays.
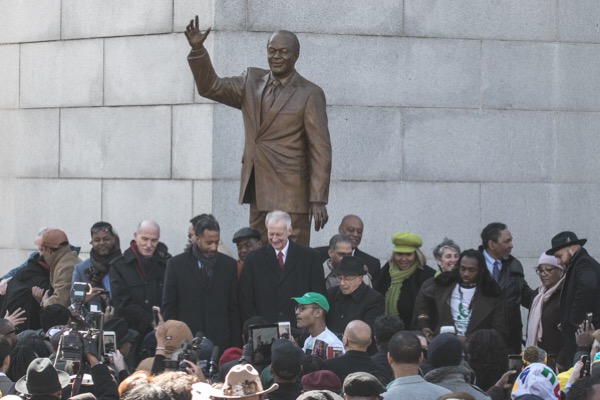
[[188, 46, 331, 213]]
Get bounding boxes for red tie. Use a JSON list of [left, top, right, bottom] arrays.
[[277, 251, 284, 269]]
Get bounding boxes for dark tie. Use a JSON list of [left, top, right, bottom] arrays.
[[261, 79, 281, 122], [277, 251, 284, 269], [493, 261, 501, 281]]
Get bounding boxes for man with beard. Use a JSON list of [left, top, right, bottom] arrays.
[[110, 220, 170, 336], [414, 249, 505, 340], [163, 214, 241, 350], [71, 222, 121, 313], [479, 222, 533, 353], [546, 231, 600, 367], [187, 214, 233, 258]]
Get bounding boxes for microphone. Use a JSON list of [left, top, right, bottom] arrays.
[[207, 345, 219, 378]]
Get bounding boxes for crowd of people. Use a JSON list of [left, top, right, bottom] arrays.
[[0, 210, 599, 400]]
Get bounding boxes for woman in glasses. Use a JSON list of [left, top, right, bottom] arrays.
[[524, 253, 566, 371]]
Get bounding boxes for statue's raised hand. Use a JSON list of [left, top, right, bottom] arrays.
[[185, 15, 211, 50]]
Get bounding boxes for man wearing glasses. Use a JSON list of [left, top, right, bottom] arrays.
[[71, 222, 122, 313], [326, 256, 384, 336], [293, 292, 343, 356]]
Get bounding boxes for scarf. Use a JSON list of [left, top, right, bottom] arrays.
[[86, 246, 121, 287], [192, 243, 216, 287], [385, 260, 417, 316], [130, 240, 161, 279], [526, 275, 565, 347]]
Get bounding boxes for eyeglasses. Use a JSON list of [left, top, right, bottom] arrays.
[[536, 267, 558, 276], [295, 305, 317, 313], [336, 276, 359, 283]]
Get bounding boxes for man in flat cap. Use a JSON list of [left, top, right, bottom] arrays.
[[232, 227, 262, 281], [32, 229, 81, 309], [546, 231, 600, 366]]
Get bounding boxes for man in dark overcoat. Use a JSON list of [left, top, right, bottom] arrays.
[[163, 214, 241, 351]]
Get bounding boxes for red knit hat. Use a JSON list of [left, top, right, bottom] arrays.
[[219, 347, 243, 369]]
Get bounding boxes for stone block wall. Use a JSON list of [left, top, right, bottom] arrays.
[[2, 0, 600, 296]]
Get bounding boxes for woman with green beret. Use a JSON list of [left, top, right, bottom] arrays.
[[375, 232, 435, 325]]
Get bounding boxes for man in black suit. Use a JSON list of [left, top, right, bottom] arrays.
[[163, 214, 241, 351], [316, 215, 381, 287], [239, 210, 326, 327]]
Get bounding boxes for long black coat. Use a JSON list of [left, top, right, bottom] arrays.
[[109, 243, 170, 334], [326, 282, 384, 334], [239, 240, 326, 327], [1, 255, 50, 333], [162, 248, 241, 350], [478, 247, 534, 354], [560, 247, 600, 365]]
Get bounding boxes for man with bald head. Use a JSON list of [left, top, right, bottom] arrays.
[[185, 16, 332, 246], [324, 320, 391, 385], [110, 221, 171, 337], [316, 215, 381, 286]]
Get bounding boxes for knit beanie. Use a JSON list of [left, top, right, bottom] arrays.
[[428, 333, 463, 368]]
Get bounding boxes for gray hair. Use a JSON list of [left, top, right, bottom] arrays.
[[137, 220, 161, 236], [265, 210, 292, 230], [432, 238, 461, 260], [328, 234, 352, 251]]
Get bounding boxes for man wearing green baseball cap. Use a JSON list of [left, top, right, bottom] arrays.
[[293, 292, 344, 357]]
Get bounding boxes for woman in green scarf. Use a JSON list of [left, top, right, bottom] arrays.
[[375, 232, 435, 325]]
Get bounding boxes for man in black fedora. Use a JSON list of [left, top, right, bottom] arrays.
[[15, 357, 70, 399], [326, 256, 384, 336], [546, 231, 600, 366]]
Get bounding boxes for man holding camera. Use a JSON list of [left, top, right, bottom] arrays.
[[71, 222, 122, 313]]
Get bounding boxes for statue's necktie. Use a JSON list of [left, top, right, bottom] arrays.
[[261, 79, 281, 122]]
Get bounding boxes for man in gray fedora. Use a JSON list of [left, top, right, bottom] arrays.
[[546, 231, 600, 367]]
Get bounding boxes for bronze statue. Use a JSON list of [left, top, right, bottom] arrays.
[[185, 16, 332, 245]]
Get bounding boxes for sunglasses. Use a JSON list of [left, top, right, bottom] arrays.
[[91, 225, 113, 234]]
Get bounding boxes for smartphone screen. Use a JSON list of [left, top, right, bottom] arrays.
[[103, 331, 116, 355], [508, 355, 523, 384], [278, 321, 291, 339]]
